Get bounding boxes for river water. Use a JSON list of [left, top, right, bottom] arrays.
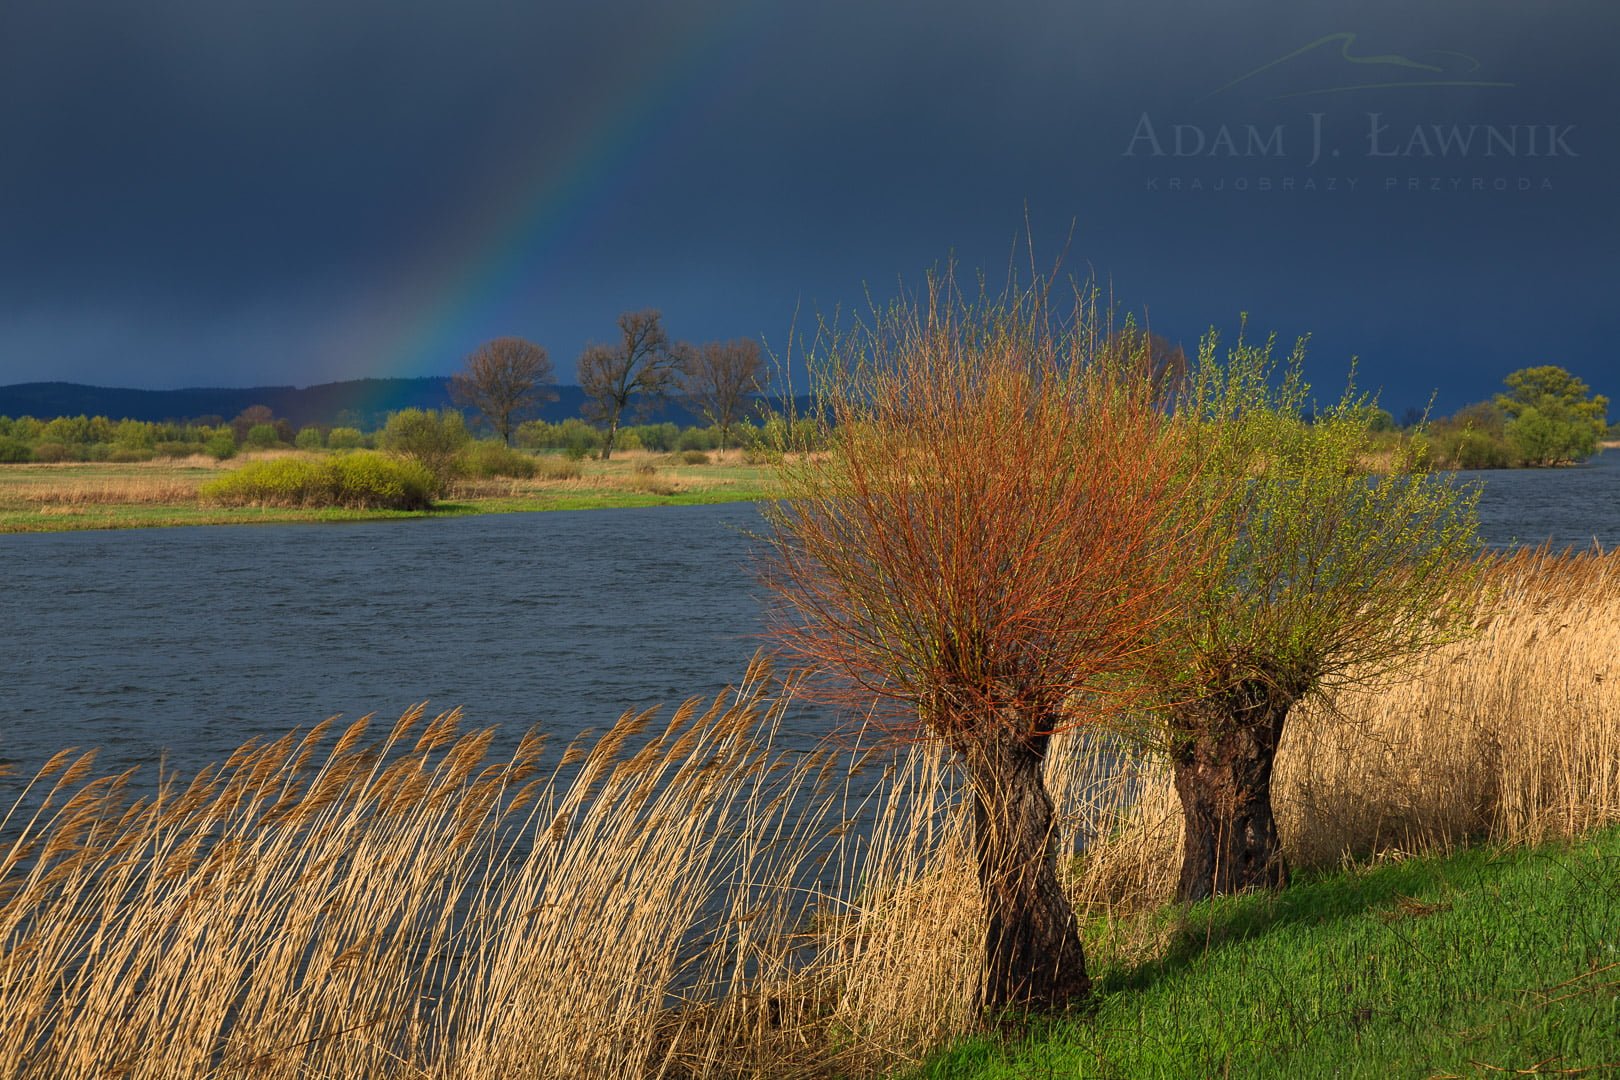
[[3, 452, 1617, 780]]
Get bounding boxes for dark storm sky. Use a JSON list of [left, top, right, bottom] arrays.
[[1, 1, 1615, 415]]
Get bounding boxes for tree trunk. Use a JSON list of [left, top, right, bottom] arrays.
[[961, 732, 1090, 1015], [1169, 684, 1295, 902], [601, 415, 619, 461]]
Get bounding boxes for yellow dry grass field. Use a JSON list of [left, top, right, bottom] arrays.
[[0, 550, 1615, 1078]]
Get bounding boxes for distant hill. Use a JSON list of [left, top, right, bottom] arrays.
[[0, 379, 707, 430]]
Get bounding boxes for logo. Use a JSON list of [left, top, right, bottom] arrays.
[[1122, 33, 1571, 196]]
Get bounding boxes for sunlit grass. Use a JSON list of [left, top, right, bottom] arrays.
[[917, 826, 1620, 1078]]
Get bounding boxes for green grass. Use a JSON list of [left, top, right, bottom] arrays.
[[919, 827, 1620, 1079]]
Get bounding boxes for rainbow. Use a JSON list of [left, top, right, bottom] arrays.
[[349, 6, 774, 386]]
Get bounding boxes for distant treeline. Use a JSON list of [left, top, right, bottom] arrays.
[[0, 403, 819, 464], [0, 379, 707, 432]]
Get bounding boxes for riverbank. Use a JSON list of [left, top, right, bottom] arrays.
[[0, 450, 775, 533]]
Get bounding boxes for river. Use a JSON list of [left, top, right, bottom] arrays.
[[2, 452, 1616, 780]]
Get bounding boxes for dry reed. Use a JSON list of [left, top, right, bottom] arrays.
[[12, 477, 202, 506]]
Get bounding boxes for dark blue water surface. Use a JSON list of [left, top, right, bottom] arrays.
[[1460, 447, 1620, 550], [2, 503, 782, 780], [2, 452, 1617, 780]]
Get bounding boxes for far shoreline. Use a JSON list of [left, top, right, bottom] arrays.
[[0, 451, 773, 536], [2, 443, 1612, 536]]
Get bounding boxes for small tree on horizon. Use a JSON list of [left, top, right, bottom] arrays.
[[449, 336, 556, 446], [758, 275, 1216, 1016], [1153, 329, 1483, 901], [578, 311, 682, 460], [676, 339, 766, 451], [1495, 364, 1609, 465]]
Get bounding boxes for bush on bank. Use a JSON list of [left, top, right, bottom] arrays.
[[199, 452, 434, 510]]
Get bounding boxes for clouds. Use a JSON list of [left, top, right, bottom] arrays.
[[0, 1, 1614, 408]]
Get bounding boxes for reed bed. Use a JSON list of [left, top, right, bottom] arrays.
[[2, 552, 1617, 1078], [0, 663, 869, 1079], [7, 476, 202, 506]]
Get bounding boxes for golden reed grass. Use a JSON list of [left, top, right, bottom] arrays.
[[7, 476, 202, 507], [2, 551, 1617, 1078]]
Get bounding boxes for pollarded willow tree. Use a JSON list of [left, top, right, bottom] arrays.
[[1158, 329, 1483, 901], [758, 277, 1218, 1014]]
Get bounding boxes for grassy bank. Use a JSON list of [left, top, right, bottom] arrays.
[[921, 825, 1620, 1078], [0, 551, 1616, 1078], [0, 450, 775, 533]]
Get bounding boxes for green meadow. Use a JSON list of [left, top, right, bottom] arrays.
[[919, 827, 1620, 1079]]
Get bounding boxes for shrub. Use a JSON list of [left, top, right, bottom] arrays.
[[512, 419, 549, 448], [154, 440, 205, 458], [327, 453, 434, 509], [105, 447, 156, 463], [294, 426, 325, 450], [677, 426, 715, 452], [679, 450, 710, 465], [525, 418, 609, 460], [201, 459, 330, 506], [112, 419, 157, 450], [459, 441, 539, 479], [1433, 428, 1511, 469], [326, 427, 366, 450], [244, 423, 282, 449], [0, 436, 30, 463], [628, 422, 680, 452], [561, 420, 604, 457], [380, 409, 468, 490], [204, 433, 238, 460], [1506, 407, 1597, 465], [200, 452, 432, 510], [29, 442, 78, 463]]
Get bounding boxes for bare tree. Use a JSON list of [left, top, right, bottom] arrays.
[[230, 404, 276, 445], [677, 339, 766, 451], [759, 276, 1215, 1015], [577, 311, 682, 460], [449, 337, 556, 446]]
